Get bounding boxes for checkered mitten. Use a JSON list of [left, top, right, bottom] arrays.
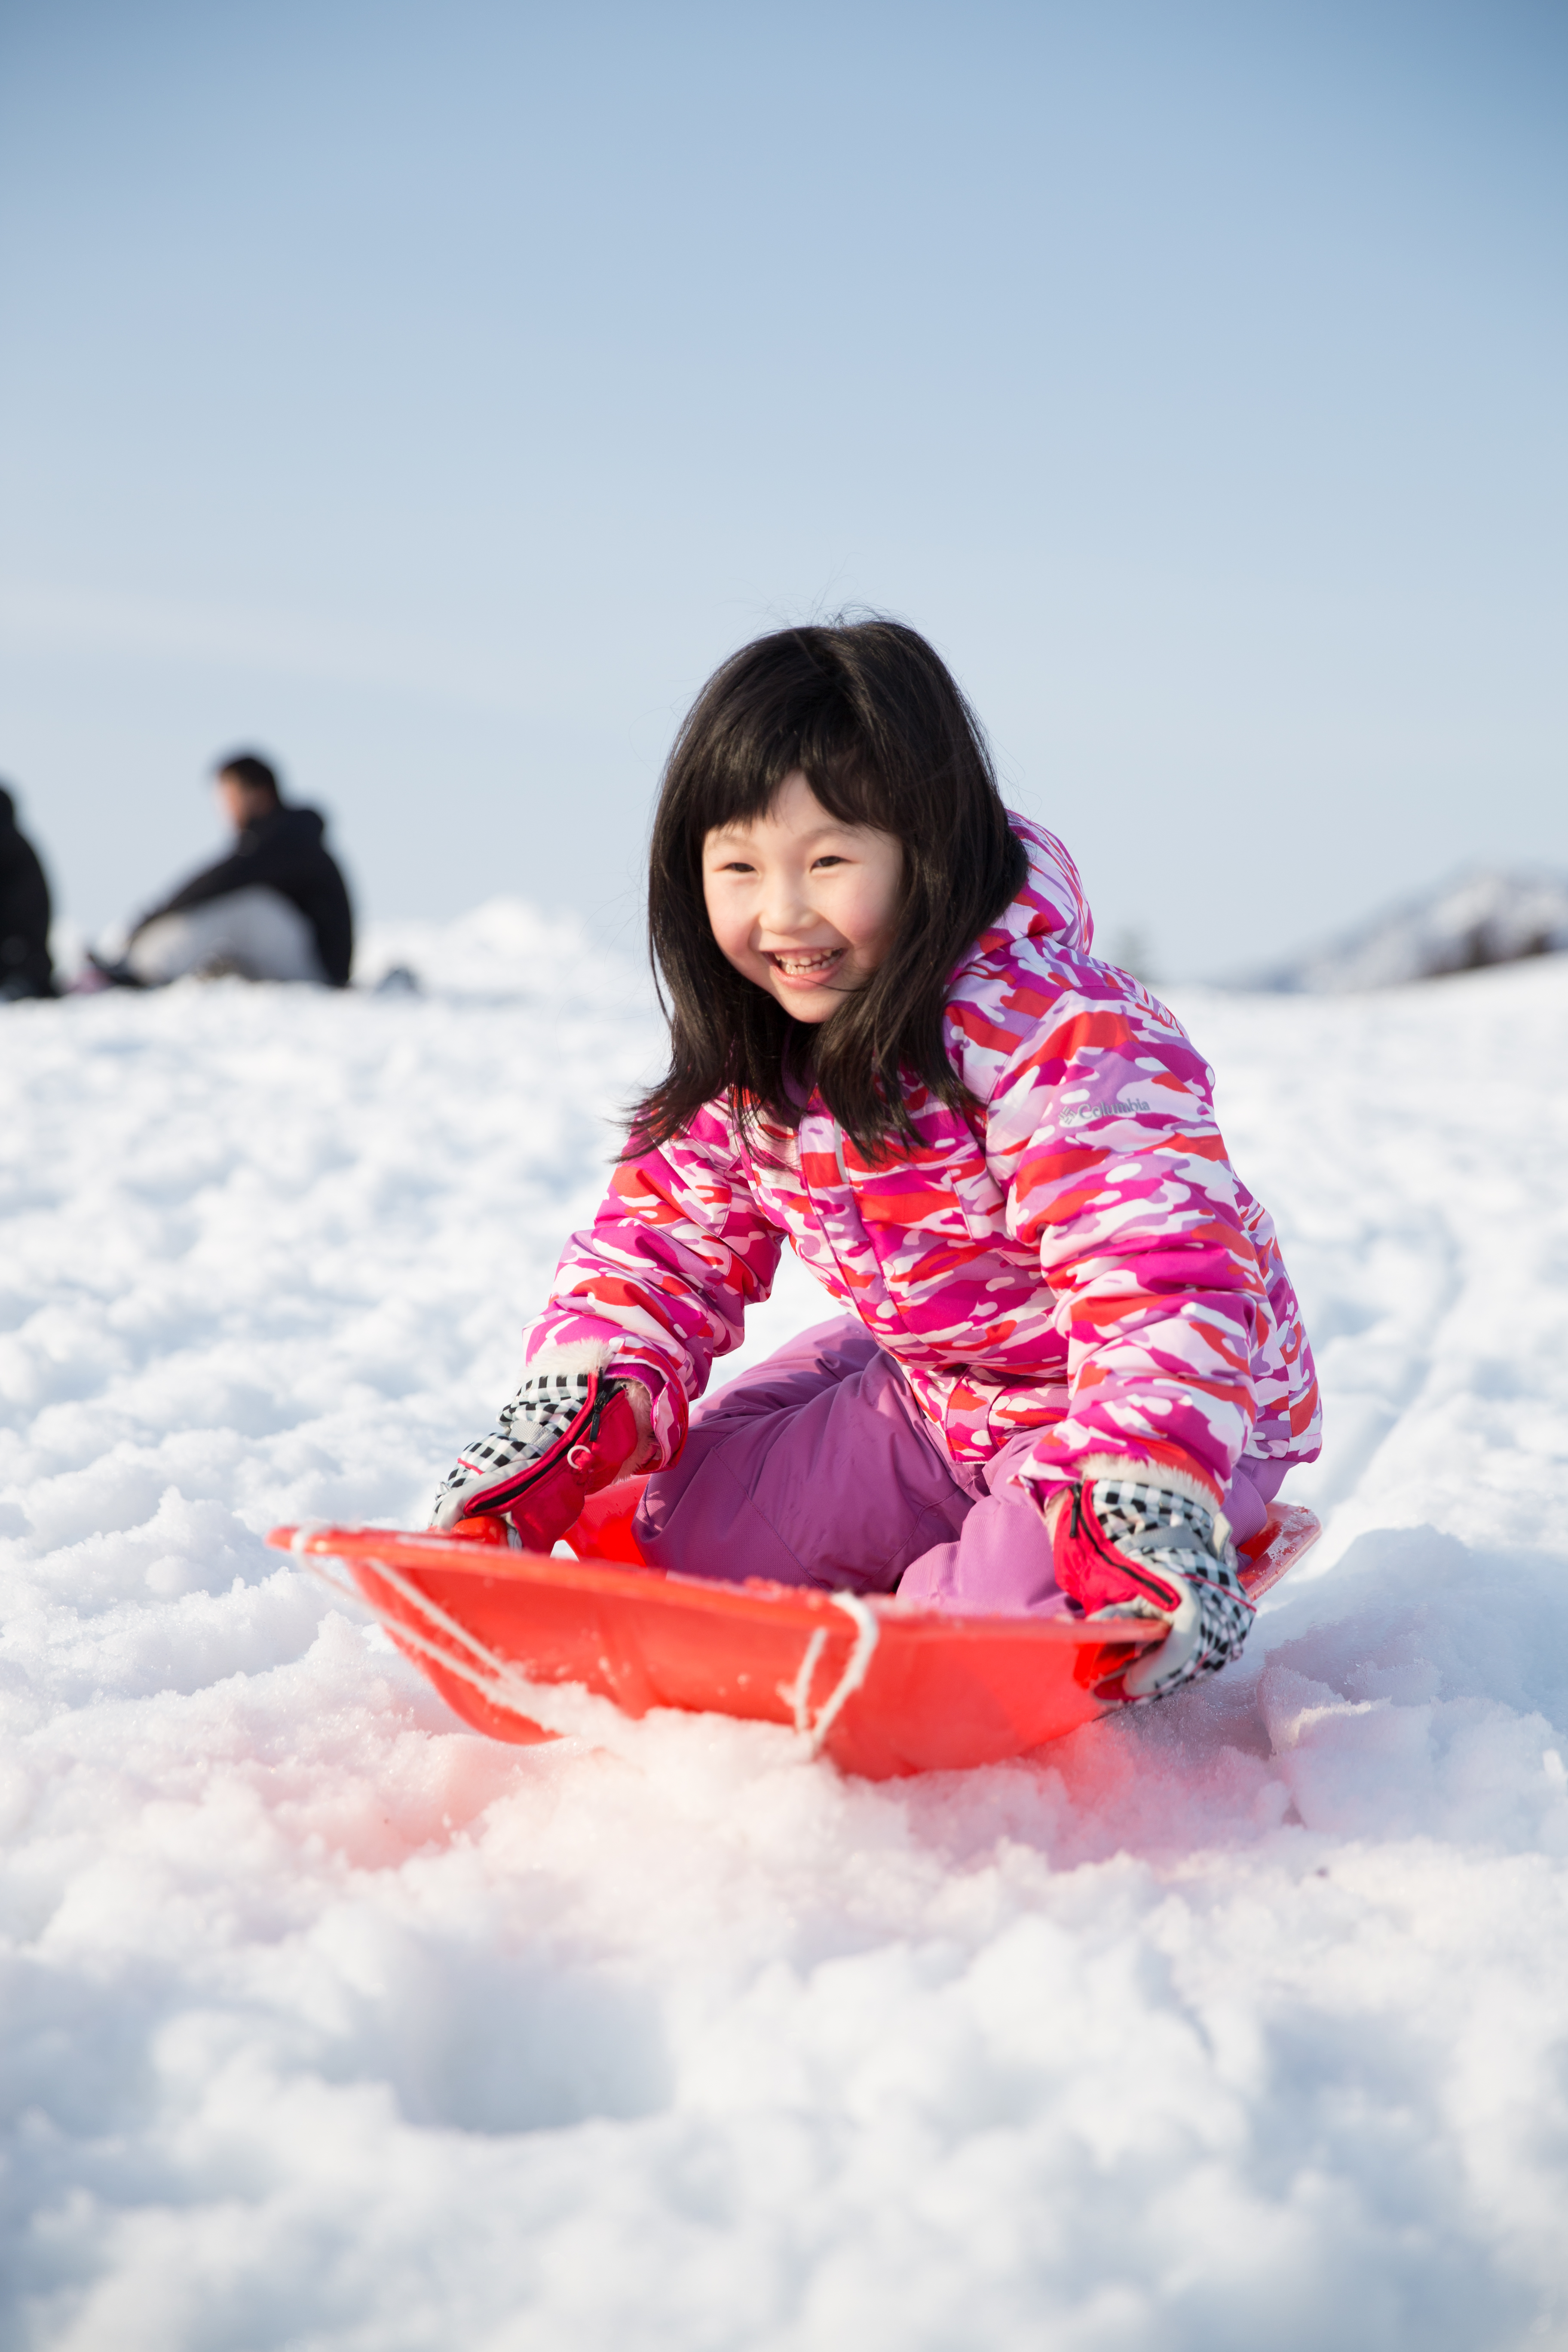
[[431, 1344, 641, 1552], [1053, 1466, 1255, 1701]]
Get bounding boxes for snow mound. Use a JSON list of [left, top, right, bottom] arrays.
[[3, 943, 1568, 2347], [354, 894, 632, 1001], [1241, 867, 1568, 993]]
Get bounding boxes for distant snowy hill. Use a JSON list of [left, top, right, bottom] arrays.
[[354, 895, 625, 998], [1238, 866, 1568, 993]]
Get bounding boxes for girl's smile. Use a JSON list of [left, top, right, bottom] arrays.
[[702, 774, 903, 1023]]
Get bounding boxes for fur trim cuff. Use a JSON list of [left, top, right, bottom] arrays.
[[523, 1339, 613, 1376], [1075, 1454, 1224, 1513]]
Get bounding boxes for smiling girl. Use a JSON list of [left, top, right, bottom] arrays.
[[432, 621, 1320, 1701]]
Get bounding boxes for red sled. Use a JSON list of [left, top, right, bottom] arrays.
[[270, 1482, 1321, 1780]]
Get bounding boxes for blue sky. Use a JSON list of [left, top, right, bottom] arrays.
[[1, 0, 1563, 975]]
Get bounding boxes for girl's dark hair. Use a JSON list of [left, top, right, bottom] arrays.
[[632, 618, 1027, 1158]]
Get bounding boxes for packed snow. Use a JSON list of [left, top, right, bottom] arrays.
[[3, 903, 1568, 2351]]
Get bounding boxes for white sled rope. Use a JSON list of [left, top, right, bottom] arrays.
[[293, 1524, 882, 1761]]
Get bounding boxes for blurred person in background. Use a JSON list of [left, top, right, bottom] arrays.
[[0, 782, 56, 1001], [94, 751, 354, 988]]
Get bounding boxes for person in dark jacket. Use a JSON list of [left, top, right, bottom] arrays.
[[0, 784, 56, 1000], [119, 753, 354, 987]]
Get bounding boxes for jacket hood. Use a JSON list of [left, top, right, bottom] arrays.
[[245, 804, 326, 847], [962, 813, 1094, 970]]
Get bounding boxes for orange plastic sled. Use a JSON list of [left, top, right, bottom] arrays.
[[270, 1483, 1321, 1780]]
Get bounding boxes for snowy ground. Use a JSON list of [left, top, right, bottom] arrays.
[[3, 907, 1568, 2351]]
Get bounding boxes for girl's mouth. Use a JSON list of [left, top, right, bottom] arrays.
[[769, 947, 845, 985]]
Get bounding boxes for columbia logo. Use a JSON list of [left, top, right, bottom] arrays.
[[1059, 1094, 1155, 1127]]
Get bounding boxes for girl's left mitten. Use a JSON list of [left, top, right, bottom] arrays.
[[1052, 1470, 1255, 1701], [430, 1346, 642, 1553]]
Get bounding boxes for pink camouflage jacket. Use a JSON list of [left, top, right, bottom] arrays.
[[523, 820, 1321, 1514]]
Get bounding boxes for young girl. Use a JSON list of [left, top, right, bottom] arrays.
[[433, 621, 1320, 1701]]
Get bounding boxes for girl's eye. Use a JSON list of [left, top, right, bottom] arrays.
[[812, 855, 846, 870]]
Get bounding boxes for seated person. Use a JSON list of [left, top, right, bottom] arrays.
[[0, 783, 56, 1001], [429, 622, 1321, 1706], [115, 753, 354, 988]]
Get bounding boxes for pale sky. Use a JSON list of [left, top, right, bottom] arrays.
[[1, 0, 1563, 978]]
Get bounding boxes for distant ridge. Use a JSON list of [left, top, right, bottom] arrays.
[[1234, 867, 1568, 995]]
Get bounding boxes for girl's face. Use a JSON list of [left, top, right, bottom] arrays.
[[701, 773, 903, 1024]]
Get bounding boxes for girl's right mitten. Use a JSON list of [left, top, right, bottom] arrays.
[[430, 1345, 642, 1554], [1052, 1467, 1255, 1701]]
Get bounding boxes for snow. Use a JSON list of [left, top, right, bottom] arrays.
[[3, 913, 1568, 2350], [1240, 865, 1568, 993]]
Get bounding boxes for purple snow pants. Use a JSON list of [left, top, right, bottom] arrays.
[[633, 1317, 1287, 1613]]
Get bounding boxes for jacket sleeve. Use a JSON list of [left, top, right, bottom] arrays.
[[132, 821, 305, 929], [520, 1104, 787, 1462], [131, 851, 251, 930], [977, 970, 1268, 1510]]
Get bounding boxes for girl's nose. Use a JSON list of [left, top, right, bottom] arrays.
[[756, 871, 813, 939]]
